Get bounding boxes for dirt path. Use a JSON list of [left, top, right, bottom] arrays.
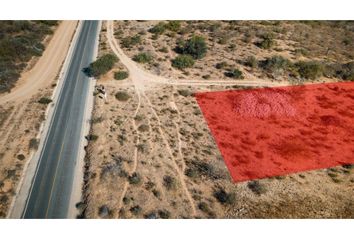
[[0, 21, 78, 105]]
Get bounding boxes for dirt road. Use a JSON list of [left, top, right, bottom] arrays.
[[0, 21, 78, 105]]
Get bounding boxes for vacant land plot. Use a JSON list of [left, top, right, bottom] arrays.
[[81, 21, 354, 219], [196, 82, 354, 182]]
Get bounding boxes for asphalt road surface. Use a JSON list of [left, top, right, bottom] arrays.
[[22, 20, 99, 218]]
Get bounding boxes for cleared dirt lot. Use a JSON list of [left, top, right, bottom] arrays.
[[80, 21, 353, 218], [0, 21, 77, 217]]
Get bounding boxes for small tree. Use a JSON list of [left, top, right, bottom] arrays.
[[176, 35, 207, 59], [86, 54, 118, 77]]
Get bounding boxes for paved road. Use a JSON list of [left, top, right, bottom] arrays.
[[22, 20, 99, 218]]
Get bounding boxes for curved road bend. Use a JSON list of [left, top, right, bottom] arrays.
[[22, 20, 99, 218]]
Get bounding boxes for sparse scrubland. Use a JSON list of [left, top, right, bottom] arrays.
[[0, 21, 58, 93], [80, 21, 354, 219], [111, 20, 354, 83]]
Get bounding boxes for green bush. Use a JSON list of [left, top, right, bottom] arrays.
[[166, 21, 181, 32], [256, 34, 275, 49], [29, 138, 39, 149], [213, 188, 236, 205], [295, 61, 324, 80], [172, 54, 195, 69], [38, 97, 52, 104], [133, 52, 153, 63], [261, 55, 292, 72], [176, 35, 207, 59], [121, 34, 141, 48], [245, 56, 258, 68], [128, 172, 141, 185], [149, 22, 166, 35], [87, 134, 98, 141], [114, 71, 129, 80], [115, 91, 131, 101], [87, 54, 118, 77], [163, 175, 177, 190], [224, 68, 244, 79], [247, 181, 267, 195], [215, 61, 228, 69]]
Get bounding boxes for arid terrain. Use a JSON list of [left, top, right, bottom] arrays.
[[0, 21, 77, 217], [80, 21, 354, 218]]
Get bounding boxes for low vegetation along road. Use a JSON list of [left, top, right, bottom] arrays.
[[22, 21, 99, 218]]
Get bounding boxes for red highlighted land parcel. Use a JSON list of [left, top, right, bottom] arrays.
[[195, 82, 354, 182]]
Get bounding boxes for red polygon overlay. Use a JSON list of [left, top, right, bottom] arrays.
[[195, 82, 354, 182]]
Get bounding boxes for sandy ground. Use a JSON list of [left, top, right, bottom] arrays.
[[80, 21, 354, 219], [0, 21, 78, 217]]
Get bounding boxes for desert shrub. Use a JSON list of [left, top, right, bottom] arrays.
[[224, 68, 244, 79], [198, 202, 210, 212], [134, 114, 144, 121], [29, 138, 39, 149], [163, 175, 177, 190], [121, 34, 141, 48], [130, 205, 142, 215], [17, 154, 25, 160], [215, 61, 228, 69], [128, 172, 141, 185], [158, 209, 171, 219], [185, 160, 219, 180], [38, 97, 52, 104], [115, 91, 130, 101], [261, 55, 291, 72], [294, 48, 309, 57], [176, 35, 207, 59], [159, 47, 168, 53], [340, 61, 354, 80], [98, 205, 110, 218], [245, 56, 258, 68], [171, 54, 195, 69], [114, 71, 129, 80], [137, 124, 149, 132], [149, 22, 166, 35], [256, 33, 275, 49], [87, 134, 98, 141], [133, 52, 153, 63], [177, 89, 192, 97], [213, 188, 236, 205], [247, 181, 267, 195], [86, 54, 118, 77], [166, 21, 181, 32], [202, 74, 210, 79], [295, 61, 324, 80]]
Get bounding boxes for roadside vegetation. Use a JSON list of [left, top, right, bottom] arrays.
[[0, 21, 58, 93], [86, 53, 118, 77]]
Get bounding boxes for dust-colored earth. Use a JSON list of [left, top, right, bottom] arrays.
[[80, 21, 353, 219], [0, 21, 78, 217]]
